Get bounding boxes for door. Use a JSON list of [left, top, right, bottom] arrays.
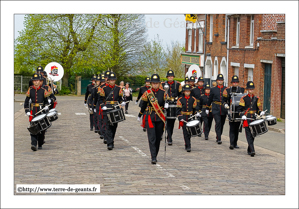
[[281, 58, 285, 118], [81, 79, 91, 95], [263, 64, 272, 112]]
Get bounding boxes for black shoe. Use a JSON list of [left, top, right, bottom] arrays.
[[31, 145, 37, 151], [234, 145, 240, 149], [90, 128, 93, 131], [94, 130, 99, 133], [151, 159, 157, 164], [217, 140, 222, 144], [103, 139, 107, 144], [198, 133, 202, 137], [168, 142, 172, 146], [229, 145, 234, 150], [125, 111, 128, 114], [38, 146, 42, 150], [250, 151, 255, 157], [100, 135, 104, 139], [186, 147, 191, 152], [247, 151, 251, 155], [143, 128, 146, 132], [205, 137, 208, 140], [107, 145, 113, 150]]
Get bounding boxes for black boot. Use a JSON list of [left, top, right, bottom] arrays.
[[31, 145, 37, 151]]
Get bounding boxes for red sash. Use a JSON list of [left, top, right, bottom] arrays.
[[146, 89, 166, 123]]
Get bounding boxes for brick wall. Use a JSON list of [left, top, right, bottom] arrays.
[[262, 14, 285, 30]]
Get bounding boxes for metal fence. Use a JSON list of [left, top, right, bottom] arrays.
[[14, 75, 32, 93]]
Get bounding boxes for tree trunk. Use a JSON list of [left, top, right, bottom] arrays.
[[62, 70, 69, 87]]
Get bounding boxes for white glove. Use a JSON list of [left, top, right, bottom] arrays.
[[260, 111, 265, 116], [48, 99, 51, 104], [164, 103, 169, 109], [224, 104, 229, 109], [89, 108, 92, 111], [44, 106, 49, 110], [102, 106, 107, 111], [196, 112, 201, 117], [135, 101, 138, 105], [137, 117, 141, 122], [26, 112, 31, 116], [84, 103, 87, 107], [94, 109, 96, 113], [242, 115, 247, 120], [121, 102, 126, 106], [205, 109, 209, 115]]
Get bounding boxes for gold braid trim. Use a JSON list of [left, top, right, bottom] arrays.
[[192, 96, 197, 108]]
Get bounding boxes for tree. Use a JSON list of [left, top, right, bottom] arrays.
[[15, 14, 107, 87], [165, 41, 185, 78]]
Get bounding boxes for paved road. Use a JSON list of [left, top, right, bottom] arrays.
[[14, 95, 285, 195]]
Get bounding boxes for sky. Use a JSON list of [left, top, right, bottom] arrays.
[[14, 14, 186, 48]]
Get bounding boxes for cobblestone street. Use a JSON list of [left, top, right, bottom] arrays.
[[14, 96, 285, 195]]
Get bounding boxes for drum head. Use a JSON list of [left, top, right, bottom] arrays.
[[49, 109, 57, 113], [47, 112, 56, 117], [32, 114, 46, 122], [186, 120, 199, 127], [250, 119, 264, 125]]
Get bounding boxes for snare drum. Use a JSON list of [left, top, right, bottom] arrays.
[[49, 108, 57, 113], [107, 108, 126, 124], [249, 119, 268, 137], [166, 104, 177, 119], [265, 115, 277, 126], [27, 114, 52, 135], [47, 111, 58, 122], [186, 120, 202, 137]]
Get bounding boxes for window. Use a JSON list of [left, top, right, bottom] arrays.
[[234, 67, 239, 76], [248, 68, 253, 81], [210, 15, 213, 42], [194, 29, 196, 52], [213, 59, 218, 78], [250, 15, 254, 46], [198, 29, 203, 53], [188, 29, 192, 51], [236, 17, 240, 47]]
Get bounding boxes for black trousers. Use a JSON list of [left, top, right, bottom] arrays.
[[104, 115, 118, 146], [245, 127, 255, 153], [166, 119, 175, 142], [182, 123, 191, 149], [146, 120, 164, 160], [125, 102, 129, 111], [94, 104, 100, 132], [229, 121, 241, 146], [203, 116, 213, 138], [213, 114, 226, 141], [101, 113, 107, 137], [30, 131, 45, 147], [89, 114, 94, 129]]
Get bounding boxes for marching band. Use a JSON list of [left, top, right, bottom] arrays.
[[24, 66, 278, 162]]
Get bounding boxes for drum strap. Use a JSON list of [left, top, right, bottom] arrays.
[[146, 89, 166, 123]]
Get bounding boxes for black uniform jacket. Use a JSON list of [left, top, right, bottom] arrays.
[[223, 86, 245, 106], [237, 94, 262, 119], [176, 96, 197, 121], [191, 86, 205, 109], [138, 88, 167, 123], [98, 84, 124, 115], [42, 84, 56, 103], [137, 85, 151, 101], [161, 81, 182, 102], [199, 94, 212, 117], [24, 86, 50, 115], [90, 84, 99, 109], [208, 85, 227, 115], [85, 83, 95, 104]]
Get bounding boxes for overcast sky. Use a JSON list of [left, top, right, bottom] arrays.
[[14, 14, 186, 48]]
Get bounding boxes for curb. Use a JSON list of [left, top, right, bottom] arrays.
[[268, 126, 285, 134]]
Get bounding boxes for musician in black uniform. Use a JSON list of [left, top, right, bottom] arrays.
[[237, 81, 265, 157], [189, 76, 196, 88], [90, 75, 101, 133], [161, 70, 182, 145], [24, 73, 50, 151], [98, 74, 108, 141], [40, 71, 56, 110], [223, 75, 245, 149], [208, 74, 227, 144], [191, 76, 205, 137], [137, 74, 167, 164], [136, 77, 151, 104], [176, 84, 200, 152], [199, 84, 213, 140], [99, 72, 126, 150], [29, 66, 44, 87], [85, 75, 97, 131], [184, 76, 190, 86]]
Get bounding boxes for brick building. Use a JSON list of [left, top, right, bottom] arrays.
[[181, 14, 285, 118]]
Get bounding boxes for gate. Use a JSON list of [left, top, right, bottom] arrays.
[[263, 64, 272, 112], [81, 78, 91, 95]]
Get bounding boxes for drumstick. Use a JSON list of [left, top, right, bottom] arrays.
[[35, 104, 51, 116]]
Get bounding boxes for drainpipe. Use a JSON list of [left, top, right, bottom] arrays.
[[203, 14, 207, 79], [227, 15, 229, 86]]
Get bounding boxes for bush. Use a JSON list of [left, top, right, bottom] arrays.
[[58, 86, 71, 95]]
